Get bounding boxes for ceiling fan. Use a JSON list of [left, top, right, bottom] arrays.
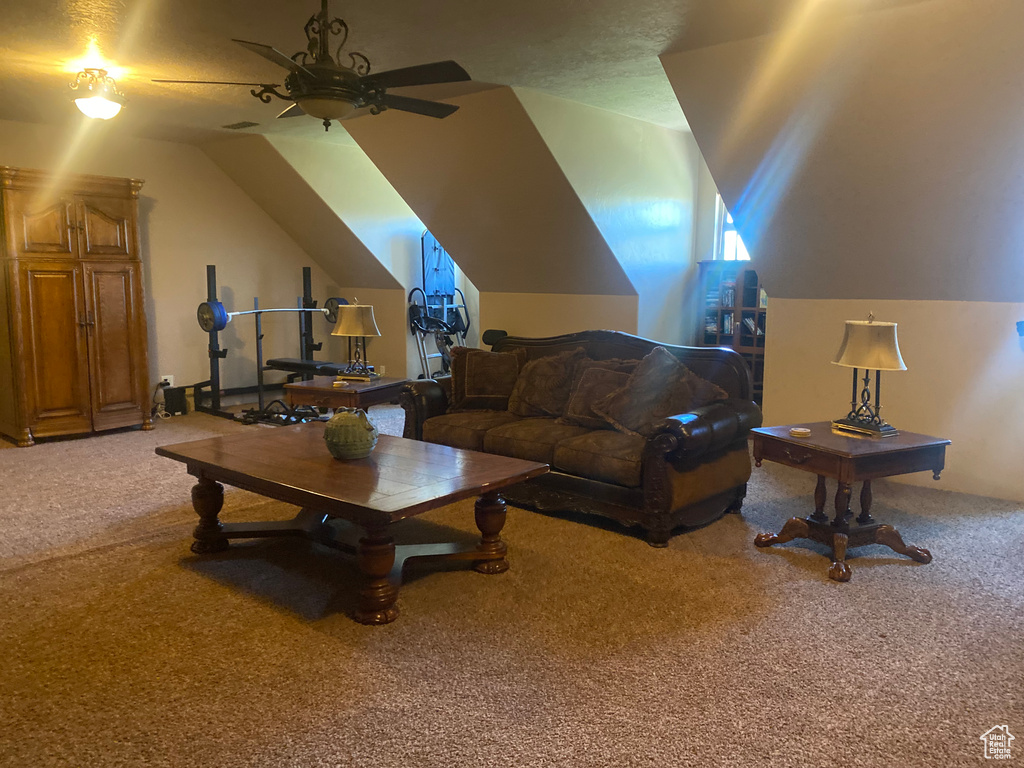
[[153, 0, 471, 130]]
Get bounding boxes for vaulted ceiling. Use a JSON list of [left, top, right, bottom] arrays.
[[0, 0, 928, 144]]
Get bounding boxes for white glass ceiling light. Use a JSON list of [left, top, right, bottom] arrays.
[[296, 97, 356, 121], [70, 68, 126, 119]]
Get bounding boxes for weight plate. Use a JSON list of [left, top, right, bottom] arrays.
[[197, 300, 228, 333], [323, 297, 347, 325]]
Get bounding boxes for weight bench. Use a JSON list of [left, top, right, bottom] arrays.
[[265, 358, 352, 378]]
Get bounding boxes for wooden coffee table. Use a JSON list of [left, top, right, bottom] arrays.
[[751, 422, 950, 582], [156, 424, 547, 624], [284, 375, 410, 411]]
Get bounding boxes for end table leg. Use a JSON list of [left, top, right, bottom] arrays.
[[810, 475, 828, 522], [828, 532, 852, 582], [875, 525, 932, 564], [834, 482, 853, 525], [755, 517, 810, 547], [473, 491, 509, 574], [191, 477, 229, 554], [857, 480, 875, 524], [354, 532, 399, 625]]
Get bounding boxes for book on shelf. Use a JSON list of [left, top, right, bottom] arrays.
[[742, 317, 764, 335], [720, 282, 735, 307]]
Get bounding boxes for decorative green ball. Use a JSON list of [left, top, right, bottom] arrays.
[[323, 408, 379, 460]]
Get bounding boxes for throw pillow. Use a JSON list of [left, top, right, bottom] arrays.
[[593, 346, 729, 436], [449, 346, 526, 411], [558, 358, 640, 429], [507, 347, 587, 417]]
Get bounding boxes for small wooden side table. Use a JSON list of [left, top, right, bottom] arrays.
[[751, 422, 950, 582], [284, 376, 410, 411]]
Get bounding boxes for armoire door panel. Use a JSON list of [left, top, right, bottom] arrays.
[[17, 261, 93, 435], [84, 262, 144, 429], [76, 197, 133, 258], [7, 191, 74, 257]]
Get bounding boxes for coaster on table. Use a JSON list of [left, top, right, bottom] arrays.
[[789, 427, 811, 438]]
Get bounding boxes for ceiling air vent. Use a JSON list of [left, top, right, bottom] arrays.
[[222, 121, 259, 130]]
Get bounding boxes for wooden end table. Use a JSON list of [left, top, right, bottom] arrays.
[[284, 375, 410, 411], [156, 425, 547, 624], [751, 422, 950, 582]]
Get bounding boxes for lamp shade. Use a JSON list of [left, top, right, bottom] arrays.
[[832, 320, 906, 371], [330, 304, 381, 337]]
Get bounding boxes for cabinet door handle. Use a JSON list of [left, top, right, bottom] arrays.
[[784, 449, 811, 464]]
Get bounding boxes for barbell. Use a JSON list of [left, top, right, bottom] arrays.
[[197, 297, 346, 333]]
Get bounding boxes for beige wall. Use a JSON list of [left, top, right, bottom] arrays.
[[662, 0, 1024, 302], [0, 118, 345, 392], [662, 0, 1024, 501], [515, 89, 706, 345], [764, 299, 1024, 501], [479, 293, 638, 341], [345, 87, 636, 298]]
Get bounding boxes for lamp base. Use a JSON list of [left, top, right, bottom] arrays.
[[831, 417, 899, 438]]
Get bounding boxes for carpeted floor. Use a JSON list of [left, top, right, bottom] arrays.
[[1, 408, 1021, 767]]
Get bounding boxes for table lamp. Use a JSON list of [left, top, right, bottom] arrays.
[[331, 303, 381, 379], [831, 314, 906, 437]]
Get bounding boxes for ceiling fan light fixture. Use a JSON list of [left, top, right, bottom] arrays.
[[70, 68, 126, 120], [296, 97, 356, 121]]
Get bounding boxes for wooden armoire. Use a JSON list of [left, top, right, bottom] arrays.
[[0, 166, 152, 447]]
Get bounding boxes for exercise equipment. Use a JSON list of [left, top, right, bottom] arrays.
[[409, 231, 472, 378], [193, 265, 346, 425], [196, 297, 343, 333]]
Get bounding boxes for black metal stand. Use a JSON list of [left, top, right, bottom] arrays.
[[193, 265, 328, 425]]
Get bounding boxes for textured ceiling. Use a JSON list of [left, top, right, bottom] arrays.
[[0, 0, 931, 144]]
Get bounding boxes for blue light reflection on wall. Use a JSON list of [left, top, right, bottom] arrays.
[[727, 26, 864, 262]]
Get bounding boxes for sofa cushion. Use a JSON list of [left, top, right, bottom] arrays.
[[558, 358, 639, 429], [594, 346, 729, 437], [483, 418, 591, 464], [449, 347, 525, 411], [552, 430, 646, 488], [507, 347, 587, 417], [422, 410, 523, 451]]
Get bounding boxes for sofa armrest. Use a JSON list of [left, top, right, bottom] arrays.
[[646, 399, 763, 460], [399, 379, 450, 440]]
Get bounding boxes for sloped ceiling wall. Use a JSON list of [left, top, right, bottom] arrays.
[[201, 134, 400, 290], [515, 88, 706, 344], [344, 86, 635, 298], [661, 0, 1024, 302]]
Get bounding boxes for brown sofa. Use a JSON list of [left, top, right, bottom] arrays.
[[399, 330, 762, 546]]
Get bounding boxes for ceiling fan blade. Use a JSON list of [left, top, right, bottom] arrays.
[[232, 39, 315, 77], [152, 79, 280, 86], [361, 60, 470, 90], [276, 103, 305, 119], [379, 94, 459, 119]]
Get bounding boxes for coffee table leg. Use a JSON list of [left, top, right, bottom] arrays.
[[354, 532, 399, 625], [473, 491, 509, 574], [875, 525, 932, 564], [191, 477, 229, 554]]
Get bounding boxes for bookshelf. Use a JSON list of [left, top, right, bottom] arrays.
[[697, 260, 766, 405]]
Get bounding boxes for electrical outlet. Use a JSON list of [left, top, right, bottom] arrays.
[[160, 374, 174, 388]]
